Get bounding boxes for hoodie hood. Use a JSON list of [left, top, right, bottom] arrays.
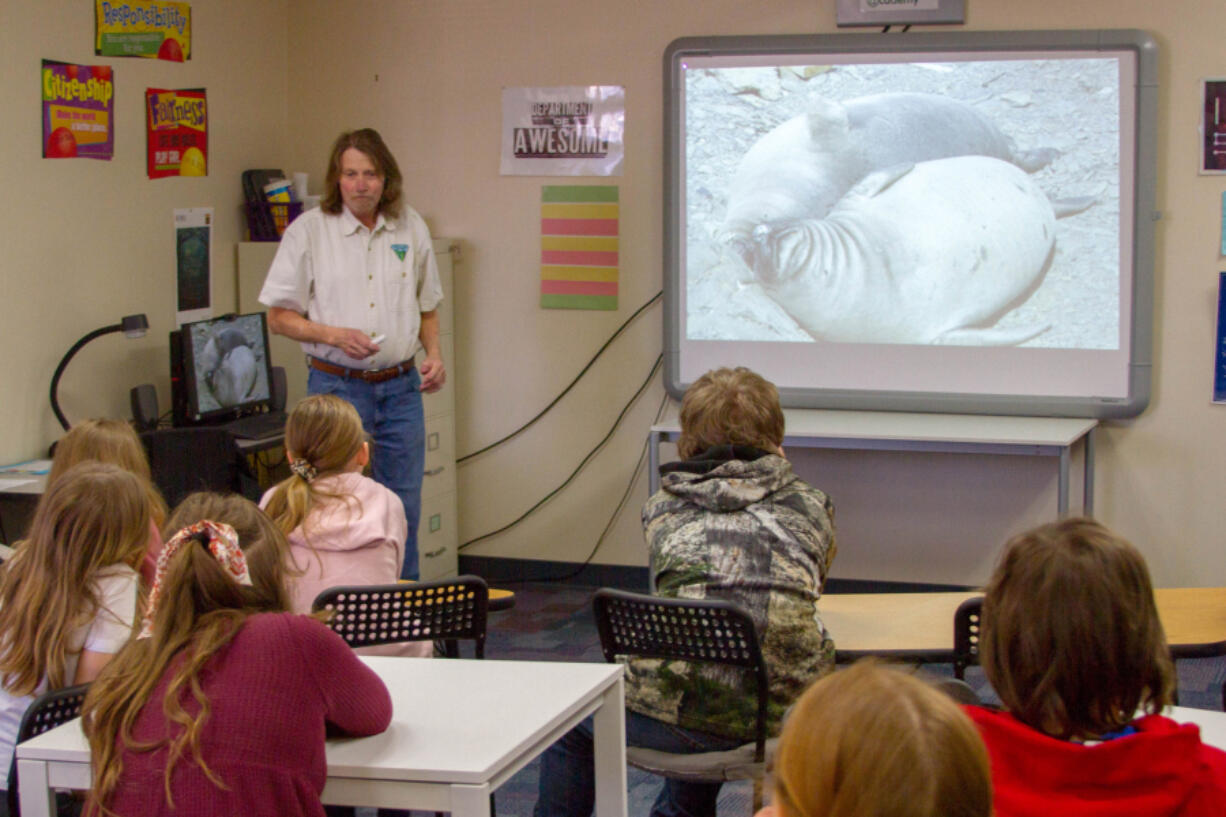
[[967, 706, 1226, 817], [658, 445, 795, 513]]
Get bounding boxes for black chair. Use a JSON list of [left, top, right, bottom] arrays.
[[7, 683, 89, 817], [139, 427, 259, 507], [953, 596, 984, 680], [311, 576, 489, 658], [592, 588, 773, 811]]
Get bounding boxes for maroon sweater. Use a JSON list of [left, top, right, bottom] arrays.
[[104, 613, 392, 817]]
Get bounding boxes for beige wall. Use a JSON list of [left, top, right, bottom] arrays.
[[0, 0, 289, 455], [7, 1, 1226, 587]]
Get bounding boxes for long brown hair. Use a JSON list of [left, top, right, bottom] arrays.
[[83, 493, 291, 815], [981, 517, 1174, 740], [320, 128, 403, 219], [262, 394, 367, 545], [49, 418, 168, 529], [0, 462, 149, 696], [770, 660, 992, 817]]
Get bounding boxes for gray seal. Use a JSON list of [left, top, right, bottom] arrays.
[[745, 157, 1058, 346]]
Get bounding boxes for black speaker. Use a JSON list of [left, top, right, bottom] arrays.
[[270, 366, 288, 412], [130, 384, 159, 431]]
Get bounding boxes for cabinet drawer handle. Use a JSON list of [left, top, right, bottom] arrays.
[[424, 547, 447, 558], [424, 466, 446, 477]]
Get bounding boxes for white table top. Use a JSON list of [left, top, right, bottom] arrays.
[[18, 657, 624, 786], [652, 407, 1097, 448]]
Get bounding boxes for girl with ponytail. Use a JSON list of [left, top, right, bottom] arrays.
[[259, 395, 425, 655], [83, 494, 390, 817]]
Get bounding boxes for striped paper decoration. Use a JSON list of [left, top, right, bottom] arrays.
[[541, 185, 618, 310]]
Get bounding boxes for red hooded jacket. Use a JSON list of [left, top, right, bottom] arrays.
[[966, 706, 1226, 817]]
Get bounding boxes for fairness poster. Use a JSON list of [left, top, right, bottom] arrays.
[[146, 88, 207, 178], [41, 60, 114, 160], [501, 86, 624, 176], [95, 0, 191, 61]]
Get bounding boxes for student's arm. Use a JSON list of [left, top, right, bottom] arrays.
[[297, 617, 392, 737], [73, 649, 114, 685]]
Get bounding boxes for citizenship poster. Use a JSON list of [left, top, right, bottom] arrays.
[[41, 60, 114, 160], [501, 86, 624, 176], [540, 186, 619, 310], [95, 0, 191, 61], [175, 207, 212, 325], [146, 88, 207, 178]]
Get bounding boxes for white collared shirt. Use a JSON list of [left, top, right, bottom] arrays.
[[258, 204, 443, 369]]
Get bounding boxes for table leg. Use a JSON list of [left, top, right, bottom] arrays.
[[16, 759, 55, 817], [592, 677, 628, 817], [1058, 446, 1070, 517], [450, 782, 492, 817], [1083, 427, 1096, 517], [648, 429, 662, 496]]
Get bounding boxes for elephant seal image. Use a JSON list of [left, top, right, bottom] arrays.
[[721, 93, 1060, 256], [208, 343, 258, 407], [201, 328, 258, 406], [744, 156, 1059, 346]]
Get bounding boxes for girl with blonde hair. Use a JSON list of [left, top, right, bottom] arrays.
[[82, 493, 391, 817], [762, 660, 992, 817], [49, 418, 168, 584], [259, 395, 424, 653], [0, 462, 149, 802]]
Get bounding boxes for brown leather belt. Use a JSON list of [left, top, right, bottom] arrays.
[[308, 356, 415, 384]]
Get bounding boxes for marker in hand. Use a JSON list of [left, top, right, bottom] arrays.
[[371, 334, 386, 346]]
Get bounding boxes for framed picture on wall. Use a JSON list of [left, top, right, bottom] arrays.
[[1200, 79, 1226, 174]]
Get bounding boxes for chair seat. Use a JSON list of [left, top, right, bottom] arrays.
[[625, 738, 778, 782]]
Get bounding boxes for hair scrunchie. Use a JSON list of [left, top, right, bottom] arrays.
[[289, 459, 318, 482], [139, 520, 252, 639]]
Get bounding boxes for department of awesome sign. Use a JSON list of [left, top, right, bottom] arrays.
[[501, 86, 624, 176]]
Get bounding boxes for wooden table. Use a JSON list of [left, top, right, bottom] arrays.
[[821, 587, 1226, 663], [17, 657, 627, 817]]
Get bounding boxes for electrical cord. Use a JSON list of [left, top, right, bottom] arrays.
[[456, 291, 662, 464], [458, 353, 663, 553]]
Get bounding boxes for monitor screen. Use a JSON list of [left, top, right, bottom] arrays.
[[180, 312, 274, 422], [664, 29, 1157, 418]]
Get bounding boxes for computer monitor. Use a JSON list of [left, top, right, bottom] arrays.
[[177, 312, 275, 423]]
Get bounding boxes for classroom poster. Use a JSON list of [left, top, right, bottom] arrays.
[[1201, 79, 1226, 174], [175, 207, 212, 326], [146, 87, 207, 178], [95, 0, 191, 61], [501, 86, 624, 176], [540, 186, 619, 310], [41, 60, 114, 160]]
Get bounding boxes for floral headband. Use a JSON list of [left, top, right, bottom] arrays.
[[289, 459, 317, 482], [138, 520, 252, 638]]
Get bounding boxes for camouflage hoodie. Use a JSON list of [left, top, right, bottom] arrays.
[[624, 445, 837, 741]]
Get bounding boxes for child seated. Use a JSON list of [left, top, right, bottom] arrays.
[[968, 517, 1226, 816], [260, 395, 428, 656], [0, 463, 149, 801], [761, 660, 992, 817], [48, 418, 168, 585], [82, 492, 391, 817]]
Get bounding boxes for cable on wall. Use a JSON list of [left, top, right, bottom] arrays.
[[456, 291, 662, 464], [457, 353, 663, 552]]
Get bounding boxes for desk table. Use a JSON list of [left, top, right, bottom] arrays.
[[649, 409, 1097, 516], [17, 657, 627, 817], [822, 587, 1226, 663]]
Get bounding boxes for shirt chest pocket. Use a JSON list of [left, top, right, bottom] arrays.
[[380, 244, 418, 315]]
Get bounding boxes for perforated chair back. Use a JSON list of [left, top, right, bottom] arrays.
[[312, 576, 489, 658], [953, 596, 984, 680], [593, 588, 769, 762], [7, 683, 89, 817]]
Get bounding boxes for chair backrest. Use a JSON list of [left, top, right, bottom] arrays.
[[311, 576, 489, 658], [953, 596, 984, 680], [139, 426, 256, 506], [7, 683, 89, 816], [592, 587, 770, 760]]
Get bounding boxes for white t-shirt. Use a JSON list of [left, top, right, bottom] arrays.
[[258, 204, 443, 370], [0, 564, 138, 784]]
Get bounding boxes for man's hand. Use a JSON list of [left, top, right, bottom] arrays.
[[331, 328, 380, 360], [419, 354, 446, 393]]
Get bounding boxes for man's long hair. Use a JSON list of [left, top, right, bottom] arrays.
[[321, 128, 404, 219]]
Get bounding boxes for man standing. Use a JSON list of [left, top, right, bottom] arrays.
[[259, 128, 443, 580]]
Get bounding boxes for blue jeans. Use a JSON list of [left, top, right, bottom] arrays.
[[534, 711, 741, 817], [307, 365, 424, 580]]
